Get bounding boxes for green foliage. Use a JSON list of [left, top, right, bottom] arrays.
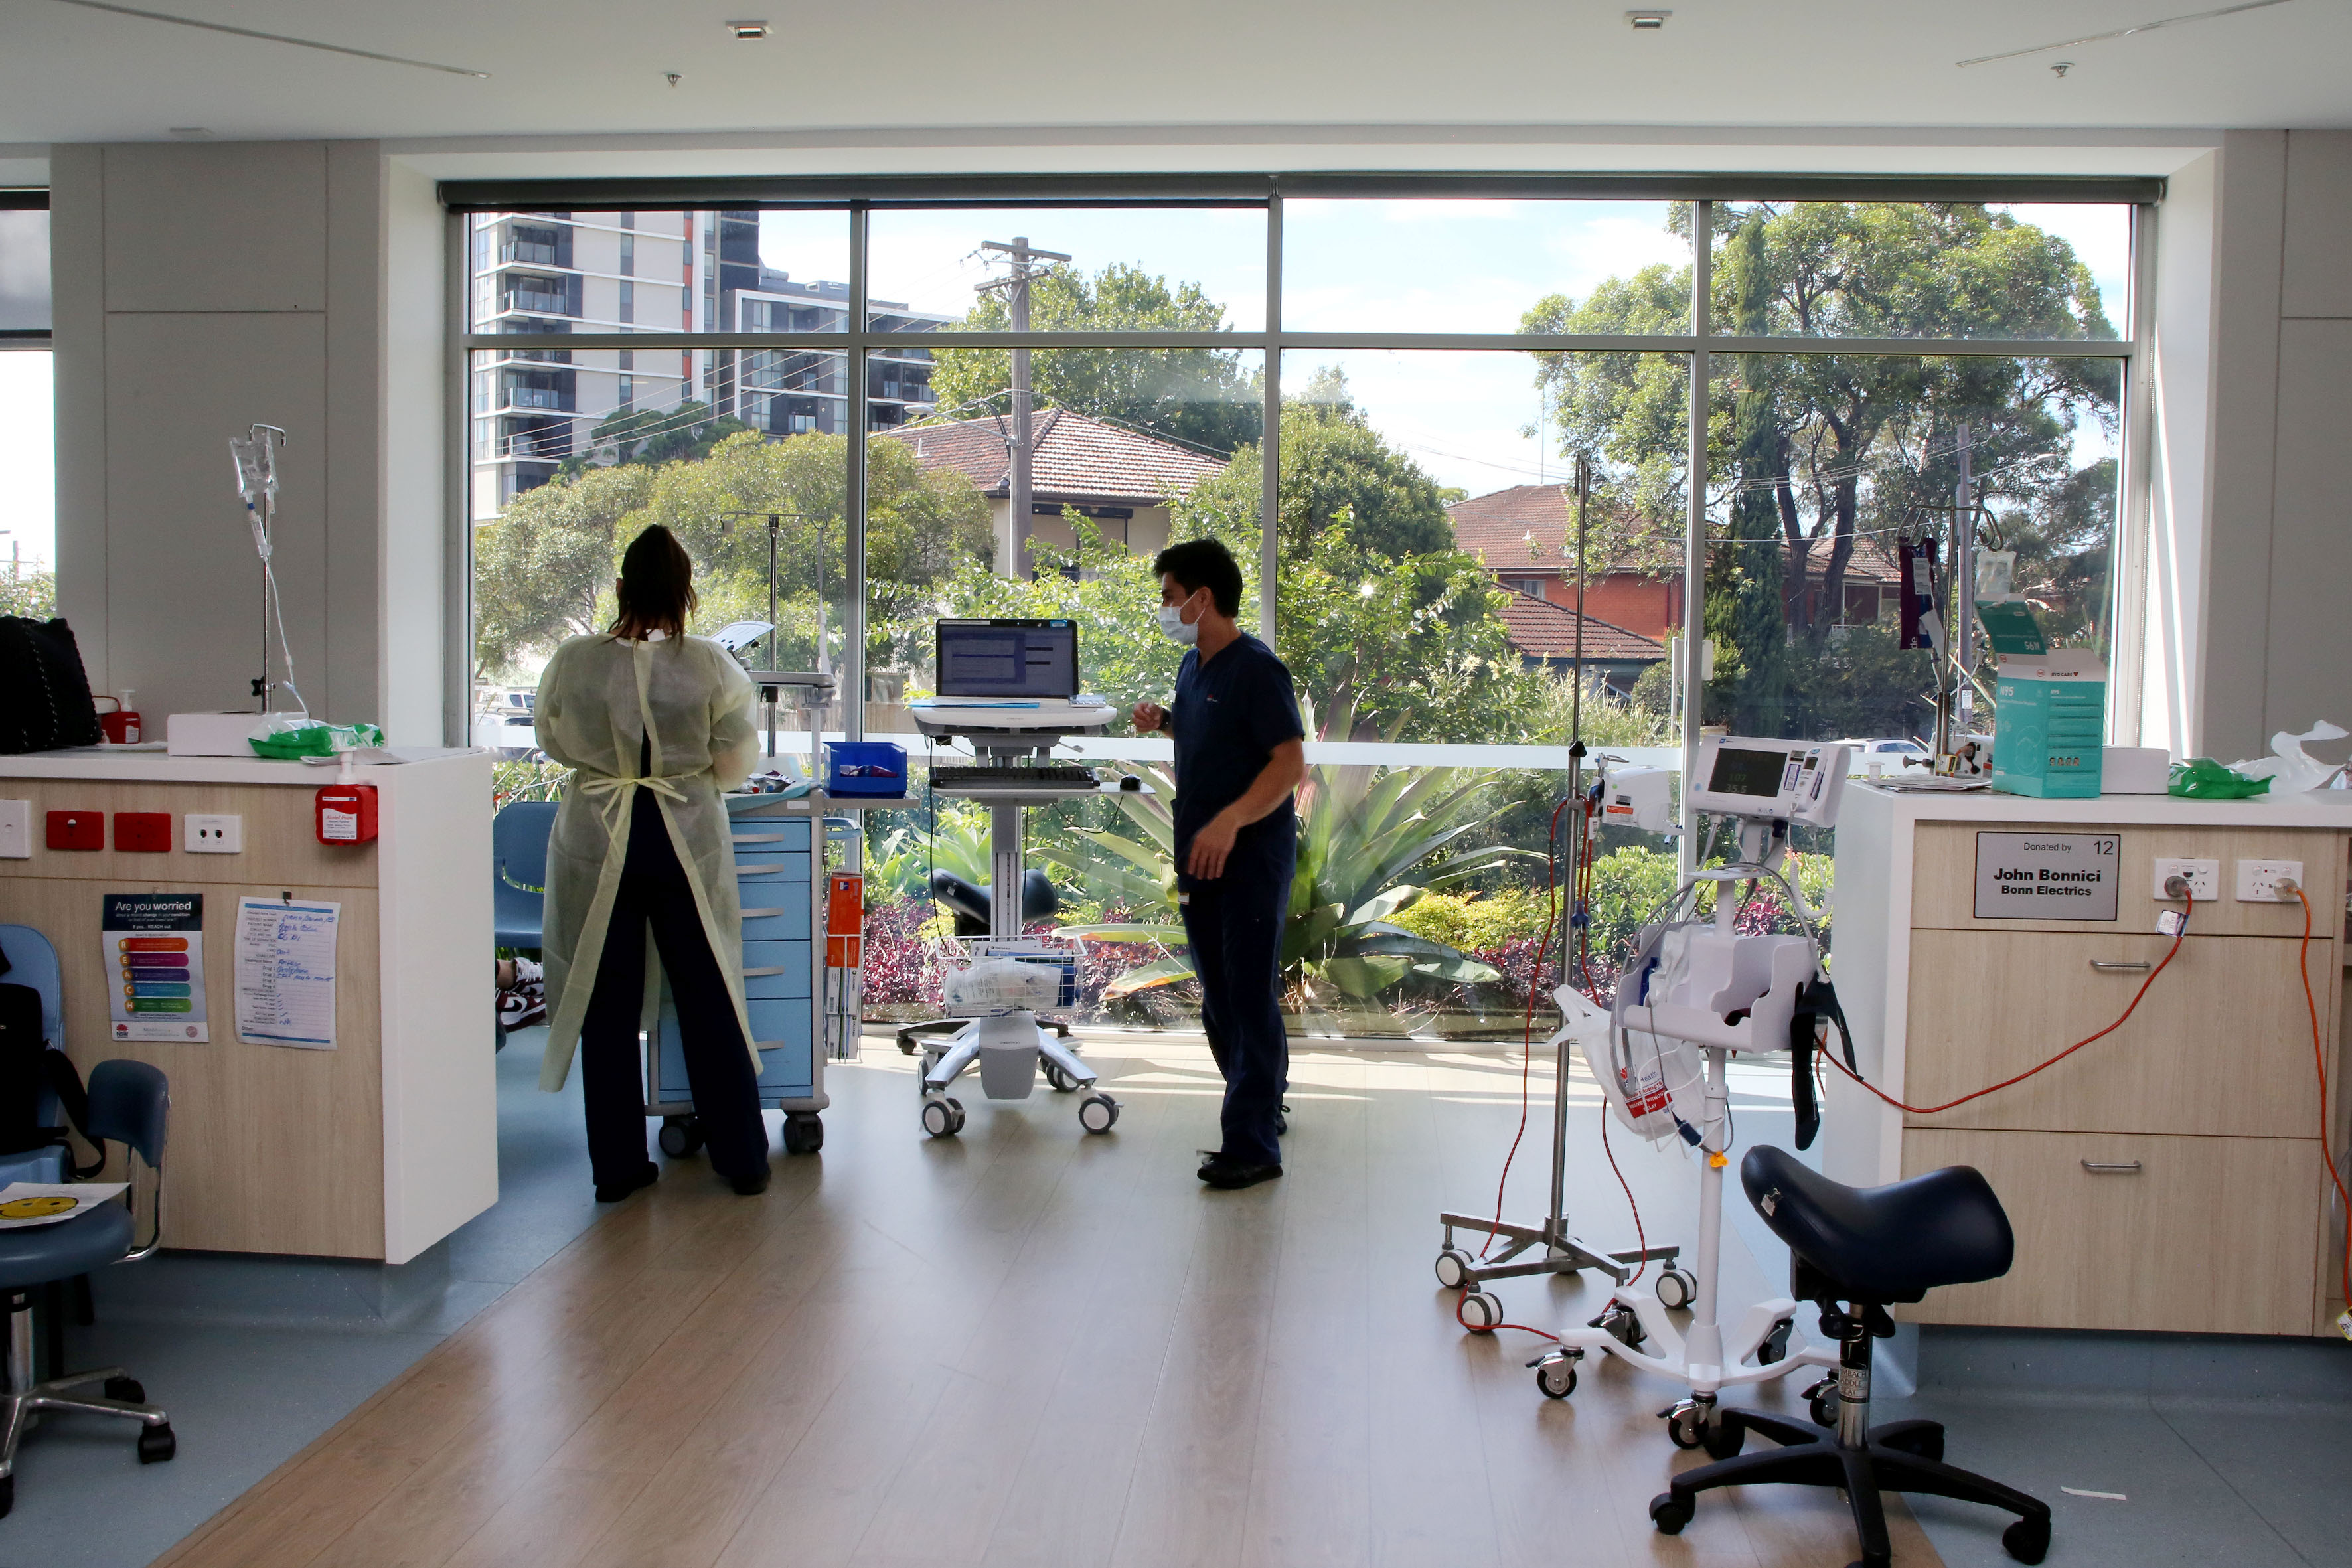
[[1387, 887, 1555, 953], [492, 757, 568, 805], [559, 401, 754, 476], [1524, 202, 2120, 744], [471, 431, 990, 681], [925, 262, 1260, 454], [0, 569, 56, 621]]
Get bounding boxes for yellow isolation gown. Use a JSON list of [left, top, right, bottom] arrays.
[[532, 631, 759, 1091]]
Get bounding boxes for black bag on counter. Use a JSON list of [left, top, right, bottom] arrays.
[[0, 617, 100, 754]]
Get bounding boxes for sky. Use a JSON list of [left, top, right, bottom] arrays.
[[0, 200, 2134, 572]]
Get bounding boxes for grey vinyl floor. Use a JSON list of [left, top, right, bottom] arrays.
[[3, 1028, 2349, 1567]]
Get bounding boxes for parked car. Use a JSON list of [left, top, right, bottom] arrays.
[[1830, 736, 1931, 776], [473, 688, 540, 757]]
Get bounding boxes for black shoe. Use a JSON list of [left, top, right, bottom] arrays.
[[1275, 1101, 1291, 1136], [1197, 1152, 1283, 1190], [595, 1162, 659, 1203], [729, 1168, 771, 1196]]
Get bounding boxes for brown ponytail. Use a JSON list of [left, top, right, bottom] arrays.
[[609, 524, 698, 641]]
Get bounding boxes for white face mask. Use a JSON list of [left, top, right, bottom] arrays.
[[1157, 598, 1200, 646]]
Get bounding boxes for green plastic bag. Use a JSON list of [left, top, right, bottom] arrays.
[[2167, 757, 2270, 799], [248, 719, 386, 760]]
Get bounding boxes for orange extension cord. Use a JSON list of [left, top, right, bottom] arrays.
[[1824, 894, 2196, 1117], [2291, 888, 2352, 1317]]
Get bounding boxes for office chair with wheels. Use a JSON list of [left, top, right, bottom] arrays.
[[1649, 1145, 2051, 1568], [0, 1059, 175, 1517]]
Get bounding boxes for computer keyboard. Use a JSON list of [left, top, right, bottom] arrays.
[[931, 764, 1101, 789]]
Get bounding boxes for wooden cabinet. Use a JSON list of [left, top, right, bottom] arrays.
[[1828, 787, 2352, 1338], [1901, 1129, 2322, 1336]]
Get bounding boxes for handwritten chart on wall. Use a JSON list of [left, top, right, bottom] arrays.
[[234, 898, 341, 1049]]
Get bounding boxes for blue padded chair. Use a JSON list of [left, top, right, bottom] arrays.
[[493, 801, 560, 951], [0, 1059, 175, 1516]]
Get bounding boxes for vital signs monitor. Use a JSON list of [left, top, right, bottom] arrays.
[[1684, 736, 1851, 827]]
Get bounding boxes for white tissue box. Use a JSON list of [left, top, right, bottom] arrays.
[[2102, 746, 2173, 795], [166, 712, 264, 757]]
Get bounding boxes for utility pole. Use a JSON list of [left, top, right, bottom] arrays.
[[978, 236, 1070, 579]]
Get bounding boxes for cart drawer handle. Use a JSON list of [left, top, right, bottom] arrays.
[[2081, 1160, 2144, 1174], [2088, 960, 2153, 973], [743, 966, 787, 978], [737, 864, 783, 876], [740, 907, 786, 919]]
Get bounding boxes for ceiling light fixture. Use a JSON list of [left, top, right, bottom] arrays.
[[725, 19, 771, 39], [1958, 0, 2290, 67], [1626, 10, 1670, 28], [2051, 60, 2073, 77], [166, 126, 211, 139], [40, 0, 489, 77]]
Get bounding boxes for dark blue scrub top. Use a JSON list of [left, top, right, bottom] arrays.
[[1169, 634, 1305, 884]]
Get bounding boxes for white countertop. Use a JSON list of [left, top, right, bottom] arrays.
[[0, 746, 486, 786], [1847, 780, 2352, 829]]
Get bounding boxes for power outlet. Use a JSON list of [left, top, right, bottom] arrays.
[[2236, 858, 2306, 902], [184, 813, 243, 854], [2152, 858, 2220, 902]]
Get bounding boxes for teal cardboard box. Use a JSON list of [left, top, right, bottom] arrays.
[[1990, 649, 2106, 798]]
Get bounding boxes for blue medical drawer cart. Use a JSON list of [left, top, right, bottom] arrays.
[[646, 795, 858, 1159]]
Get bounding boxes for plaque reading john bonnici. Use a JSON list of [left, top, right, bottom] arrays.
[[1972, 832, 2120, 921]]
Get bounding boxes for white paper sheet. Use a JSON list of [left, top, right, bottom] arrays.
[[234, 897, 341, 1049], [0, 1182, 127, 1229]]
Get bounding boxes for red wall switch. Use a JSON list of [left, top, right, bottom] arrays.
[[114, 812, 171, 852], [45, 811, 102, 851]]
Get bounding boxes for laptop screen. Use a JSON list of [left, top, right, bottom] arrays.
[[935, 619, 1079, 699]]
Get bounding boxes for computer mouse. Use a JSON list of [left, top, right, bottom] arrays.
[[1119, 775, 1142, 791]]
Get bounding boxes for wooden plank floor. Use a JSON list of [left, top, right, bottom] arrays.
[[153, 1036, 1942, 1568]]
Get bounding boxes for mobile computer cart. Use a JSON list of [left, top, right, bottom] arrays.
[[646, 794, 862, 1158]]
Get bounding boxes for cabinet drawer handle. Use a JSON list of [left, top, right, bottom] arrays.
[[2088, 960, 2153, 973], [2081, 1160, 2144, 1174]]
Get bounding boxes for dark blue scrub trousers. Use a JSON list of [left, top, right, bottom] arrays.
[[578, 789, 767, 1189], [1180, 821, 1296, 1168]]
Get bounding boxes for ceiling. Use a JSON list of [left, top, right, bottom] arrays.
[[0, 0, 2341, 164]]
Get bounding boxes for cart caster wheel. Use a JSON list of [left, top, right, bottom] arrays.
[[1701, 1413, 1745, 1459], [1759, 1316, 1794, 1365], [1665, 1401, 1707, 1450], [1459, 1291, 1504, 1334], [781, 1114, 824, 1156], [657, 1116, 704, 1158], [1077, 1093, 1119, 1133], [1649, 1492, 1693, 1535], [1654, 1267, 1696, 1311], [1803, 1375, 1838, 1429], [2001, 1516, 2051, 1565], [1534, 1354, 1578, 1399], [137, 1423, 176, 1463], [1434, 1246, 1473, 1291], [0, 1474, 13, 1518], [1592, 1302, 1646, 1350], [104, 1376, 146, 1404], [921, 1097, 964, 1138]]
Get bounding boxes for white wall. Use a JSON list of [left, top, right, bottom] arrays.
[[2142, 131, 2352, 766], [50, 141, 445, 743]]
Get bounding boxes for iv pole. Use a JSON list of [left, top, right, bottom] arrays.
[[718, 510, 833, 772], [1433, 451, 1682, 1306]]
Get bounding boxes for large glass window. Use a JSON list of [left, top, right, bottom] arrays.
[[0, 204, 52, 618], [459, 186, 2144, 1040]]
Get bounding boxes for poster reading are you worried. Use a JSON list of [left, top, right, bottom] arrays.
[[100, 892, 208, 1042]]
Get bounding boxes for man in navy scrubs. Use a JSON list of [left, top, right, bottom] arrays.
[[1130, 540, 1306, 1190]]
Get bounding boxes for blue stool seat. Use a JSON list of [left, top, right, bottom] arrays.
[[1741, 1146, 2013, 1305], [0, 1204, 131, 1291]]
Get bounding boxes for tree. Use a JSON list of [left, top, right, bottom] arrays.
[[1526, 202, 2120, 738], [924, 262, 1260, 454], [556, 400, 753, 479], [0, 569, 56, 621], [472, 431, 990, 681]]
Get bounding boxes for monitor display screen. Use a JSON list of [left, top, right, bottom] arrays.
[[1708, 745, 1796, 799], [935, 619, 1079, 698]]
